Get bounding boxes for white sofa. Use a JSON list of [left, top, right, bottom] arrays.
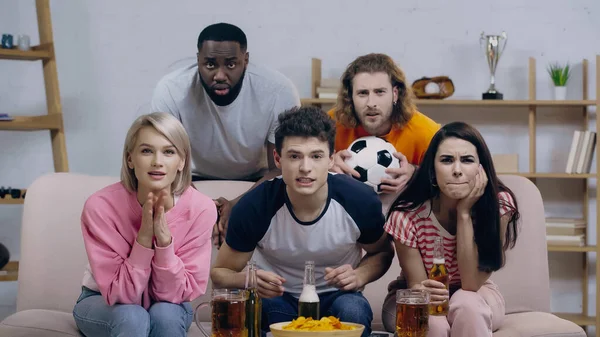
[[0, 173, 586, 336]]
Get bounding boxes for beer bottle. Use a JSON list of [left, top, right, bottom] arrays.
[[245, 260, 262, 337], [298, 260, 320, 320], [429, 236, 449, 316]]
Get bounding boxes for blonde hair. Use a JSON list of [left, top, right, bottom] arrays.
[[334, 53, 416, 129], [121, 112, 192, 195]]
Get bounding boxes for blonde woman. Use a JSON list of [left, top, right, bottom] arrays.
[[73, 112, 217, 337]]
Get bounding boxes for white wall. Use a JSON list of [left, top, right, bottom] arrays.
[[1, 0, 599, 332]]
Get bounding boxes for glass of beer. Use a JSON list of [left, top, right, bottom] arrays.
[[195, 289, 249, 337], [396, 289, 430, 337], [429, 236, 449, 316]]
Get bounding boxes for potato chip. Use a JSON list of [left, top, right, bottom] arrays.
[[282, 316, 356, 331]]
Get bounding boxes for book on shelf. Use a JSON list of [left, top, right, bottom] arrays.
[[316, 78, 341, 99], [0, 113, 13, 121], [546, 217, 586, 225], [565, 130, 596, 174], [546, 234, 585, 246], [316, 85, 339, 99], [546, 218, 586, 243], [318, 93, 337, 99]]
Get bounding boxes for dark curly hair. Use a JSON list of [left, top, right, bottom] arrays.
[[197, 23, 247, 51], [334, 53, 416, 129], [274, 106, 336, 156]]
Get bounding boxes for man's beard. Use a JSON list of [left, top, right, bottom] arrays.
[[359, 109, 392, 136], [200, 70, 246, 107]]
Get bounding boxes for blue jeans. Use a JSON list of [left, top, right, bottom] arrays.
[[262, 291, 373, 337], [73, 286, 193, 337]]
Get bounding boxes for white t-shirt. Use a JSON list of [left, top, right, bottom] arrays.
[[151, 62, 300, 180], [226, 173, 386, 295]]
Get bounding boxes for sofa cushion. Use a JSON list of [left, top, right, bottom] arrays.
[[489, 176, 552, 314], [0, 311, 227, 337], [0, 309, 80, 337], [492, 312, 586, 337], [16, 174, 119, 313]]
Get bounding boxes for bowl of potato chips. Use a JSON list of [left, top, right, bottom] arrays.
[[270, 316, 364, 337]]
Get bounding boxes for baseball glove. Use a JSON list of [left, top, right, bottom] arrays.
[[411, 76, 455, 99]]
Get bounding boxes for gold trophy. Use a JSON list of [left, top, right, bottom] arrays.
[[480, 31, 507, 99]]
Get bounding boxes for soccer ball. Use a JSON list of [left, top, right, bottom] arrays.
[[344, 136, 400, 193]]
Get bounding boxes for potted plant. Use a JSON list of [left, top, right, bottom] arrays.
[[547, 62, 571, 100]]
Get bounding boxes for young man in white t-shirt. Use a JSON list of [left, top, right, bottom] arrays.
[[210, 106, 394, 337], [151, 23, 300, 247]]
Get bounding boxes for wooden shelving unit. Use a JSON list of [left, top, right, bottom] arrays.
[[301, 97, 596, 107], [0, 262, 19, 282], [0, 0, 69, 281], [0, 44, 51, 61], [548, 245, 597, 253], [303, 56, 600, 330], [499, 173, 595, 179], [0, 114, 63, 131], [0, 198, 24, 205], [0, 189, 26, 205]]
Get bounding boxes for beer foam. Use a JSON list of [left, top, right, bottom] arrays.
[[433, 258, 445, 265], [398, 298, 427, 305], [299, 285, 319, 303]]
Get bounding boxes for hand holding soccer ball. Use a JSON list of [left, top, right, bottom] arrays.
[[343, 136, 401, 194]]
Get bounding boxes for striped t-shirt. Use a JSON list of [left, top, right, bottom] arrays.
[[384, 191, 515, 286]]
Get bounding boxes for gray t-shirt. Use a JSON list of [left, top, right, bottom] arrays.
[[151, 62, 300, 180]]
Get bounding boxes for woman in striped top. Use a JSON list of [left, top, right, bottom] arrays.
[[381, 121, 520, 336]]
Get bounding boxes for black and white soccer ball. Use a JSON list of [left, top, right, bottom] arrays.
[[344, 136, 400, 194]]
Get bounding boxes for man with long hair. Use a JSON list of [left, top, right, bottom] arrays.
[[151, 23, 300, 247], [329, 53, 440, 194]]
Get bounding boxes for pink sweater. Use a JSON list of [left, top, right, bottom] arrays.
[[80, 182, 217, 309]]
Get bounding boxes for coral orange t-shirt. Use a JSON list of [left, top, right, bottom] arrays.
[[328, 109, 441, 165]]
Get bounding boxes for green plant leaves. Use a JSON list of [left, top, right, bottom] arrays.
[[547, 62, 571, 86]]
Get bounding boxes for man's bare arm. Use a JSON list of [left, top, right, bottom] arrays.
[[210, 242, 253, 289]]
